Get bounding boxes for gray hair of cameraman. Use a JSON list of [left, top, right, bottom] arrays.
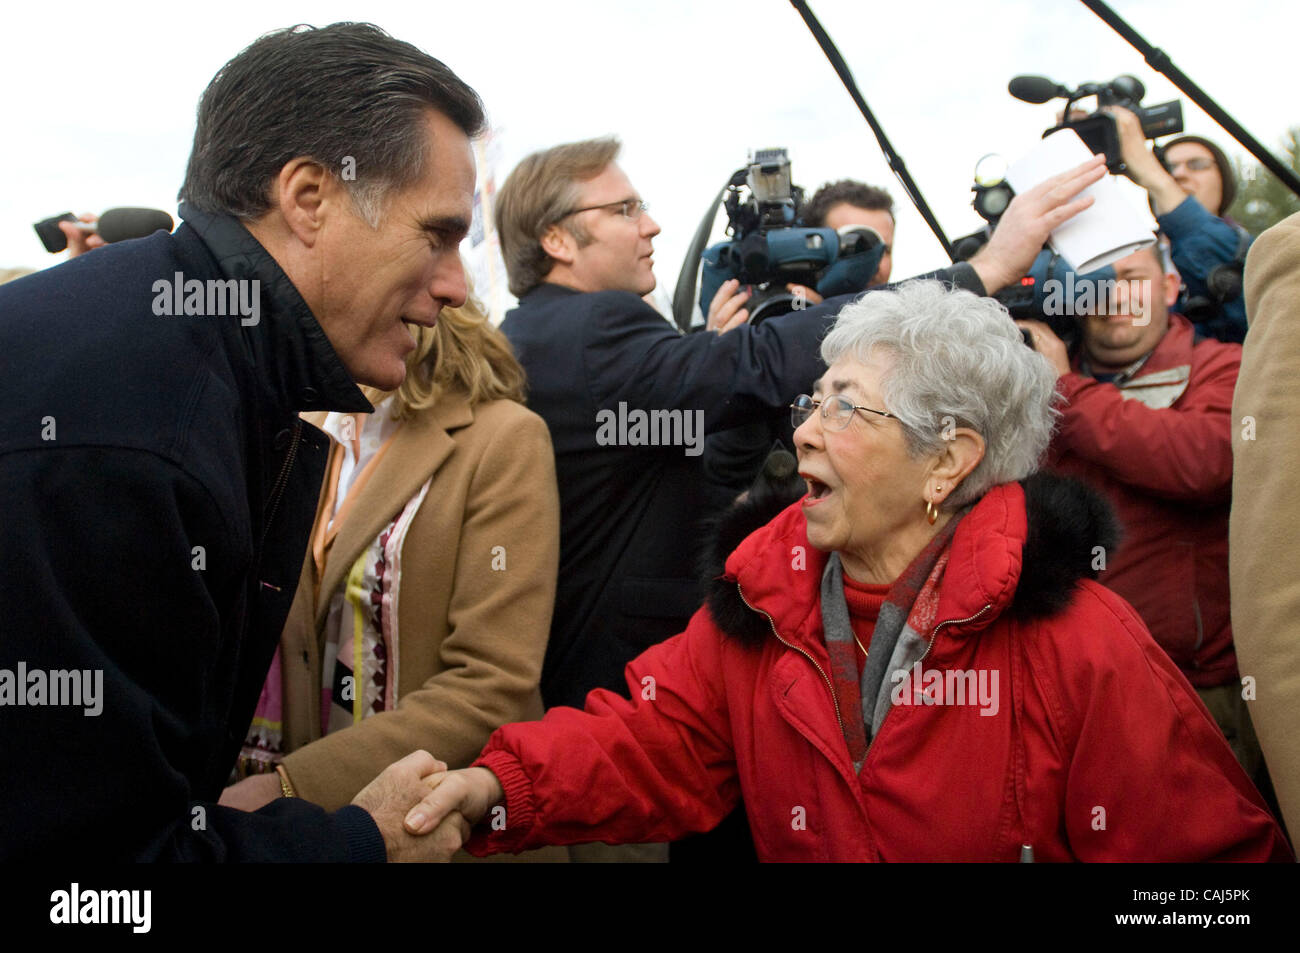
[[821, 280, 1060, 510]]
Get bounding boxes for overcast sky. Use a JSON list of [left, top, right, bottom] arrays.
[[3, 0, 1296, 312]]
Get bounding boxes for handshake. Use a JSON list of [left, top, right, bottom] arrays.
[[350, 751, 506, 862]]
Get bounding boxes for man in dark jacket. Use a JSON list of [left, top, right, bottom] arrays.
[[0, 23, 480, 861], [494, 137, 1106, 717]]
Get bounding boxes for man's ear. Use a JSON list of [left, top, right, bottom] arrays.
[[930, 427, 986, 505], [540, 224, 576, 266], [1161, 268, 1180, 309], [269, 157, 332, 248]]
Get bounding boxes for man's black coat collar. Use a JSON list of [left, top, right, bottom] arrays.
[[522, 282, 587, 303], [179, 201, 372, 415]]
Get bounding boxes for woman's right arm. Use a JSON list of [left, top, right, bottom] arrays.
[[401, 615, 743, 857]]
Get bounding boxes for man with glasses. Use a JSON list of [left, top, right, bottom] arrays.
[[1106, 107, 1251, 343], [492, 136, 1102, 861]]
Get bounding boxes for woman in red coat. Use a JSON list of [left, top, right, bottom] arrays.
[[404, 281, 1290, 862]]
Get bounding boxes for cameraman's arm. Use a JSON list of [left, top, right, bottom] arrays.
[[967, 156, 1106, 294], [1158, 197, 1250, 280], [1106, 106, 1189, 215]]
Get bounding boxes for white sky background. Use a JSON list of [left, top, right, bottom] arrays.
[[2, 0, 1297, 305]]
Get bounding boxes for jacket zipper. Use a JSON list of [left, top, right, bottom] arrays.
[[255, 418, 303, 571], [736, 582, 846, 739], [918, 603, 993, 664], [860, 602, 995, 755]]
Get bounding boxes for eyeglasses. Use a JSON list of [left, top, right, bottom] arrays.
[[560, 198, 649, 221], [790, 394, 896, 431], [1164, 156, 1215, 173]]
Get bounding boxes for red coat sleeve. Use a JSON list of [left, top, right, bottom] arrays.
[[1038, 582, 1291, 861], [1052, 344, 1239, 503], [463, 613, 741, 855]]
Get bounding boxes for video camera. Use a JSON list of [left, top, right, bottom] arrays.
[[950, 73, 1183, 348], [1008, 74, 1183, 174], [697, 148, 886, 324], [954, 152, 1117, 351]]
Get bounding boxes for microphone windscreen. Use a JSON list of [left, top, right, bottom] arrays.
[[96, 207, 174, 244], [1008, 75, 1061, 105]]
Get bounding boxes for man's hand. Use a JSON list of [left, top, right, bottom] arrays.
[[351, 750, 465, 862], [706, 279, 751, 333], [1015, 319, 1072, 377], [58, 214, 106, 259], [786, 283, 824, 308], [403, 767, 505, 843], [969, 155, 1106, 295], [1103, 105, 1188, 215], [219, 772, 281, 811]]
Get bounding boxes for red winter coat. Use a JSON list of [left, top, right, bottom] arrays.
[[1047, 313, 1240, 688], [467, 473, 1289, 862]]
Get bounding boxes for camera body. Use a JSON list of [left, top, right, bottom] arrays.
[[1014, 74, 1183, 174], [698, 148, 886, 323]]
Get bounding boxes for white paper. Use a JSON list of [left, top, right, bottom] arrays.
[[1006, 129, 1154, 274]]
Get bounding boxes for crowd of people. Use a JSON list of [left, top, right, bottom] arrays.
[[1, 21, 1296, 863]]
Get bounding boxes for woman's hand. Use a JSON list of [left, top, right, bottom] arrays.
[[218, 772, 282, 811], [403, 767, 504, 845]]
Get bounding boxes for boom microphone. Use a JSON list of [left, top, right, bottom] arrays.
[[34, 207, 175, 253], [1008, 75, 1069, 104]]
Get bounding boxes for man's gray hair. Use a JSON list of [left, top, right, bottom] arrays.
[[820, 280, 1060, 509], [179, 23, 486, 226]]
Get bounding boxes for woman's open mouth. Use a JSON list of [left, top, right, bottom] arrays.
[[801, 473, 832, 505]]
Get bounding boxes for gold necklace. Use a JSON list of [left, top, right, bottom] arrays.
[[854, 633, 868, 656]]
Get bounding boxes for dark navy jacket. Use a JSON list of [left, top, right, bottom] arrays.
[[503, 264, 984, 710], [0, 204, 384, 861]]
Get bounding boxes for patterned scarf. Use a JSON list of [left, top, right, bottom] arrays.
[[820, 511, 966, 771]]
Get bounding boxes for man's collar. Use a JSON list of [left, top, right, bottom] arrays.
[[523, 281, 586, 301], [1077, 313, 1194, 385], [178, 201, 372, 414]]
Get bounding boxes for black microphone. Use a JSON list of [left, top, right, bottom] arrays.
[[34, 207, 174, 253], [1008, 75, 1069, 105]]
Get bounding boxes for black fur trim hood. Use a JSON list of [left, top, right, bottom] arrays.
[[699, 471, 1122, 648]]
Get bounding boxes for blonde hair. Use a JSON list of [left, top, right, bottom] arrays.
[[360, 292, 526, 419]]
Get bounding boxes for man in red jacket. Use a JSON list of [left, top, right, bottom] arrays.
[[1016, 243, 1256, 777]]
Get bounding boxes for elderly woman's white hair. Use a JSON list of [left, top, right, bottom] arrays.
[[821, 280, 1059, 509]]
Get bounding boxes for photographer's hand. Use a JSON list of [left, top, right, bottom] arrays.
[[707, 279, 752, 333], [1014, 319, 1071, 376], [58, 213, 106, 259], [1104, 105, 1187, 215], [969, 155, 1105, 295]]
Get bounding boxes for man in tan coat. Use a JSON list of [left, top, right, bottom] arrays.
[[1230, 210, 1300, 838]]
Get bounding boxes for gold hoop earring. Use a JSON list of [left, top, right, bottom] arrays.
[[925, 499, 938, 525]]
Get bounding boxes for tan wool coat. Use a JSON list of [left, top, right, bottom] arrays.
[[1231, 209, 1300, 836], [277, 389, 560, 822]]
